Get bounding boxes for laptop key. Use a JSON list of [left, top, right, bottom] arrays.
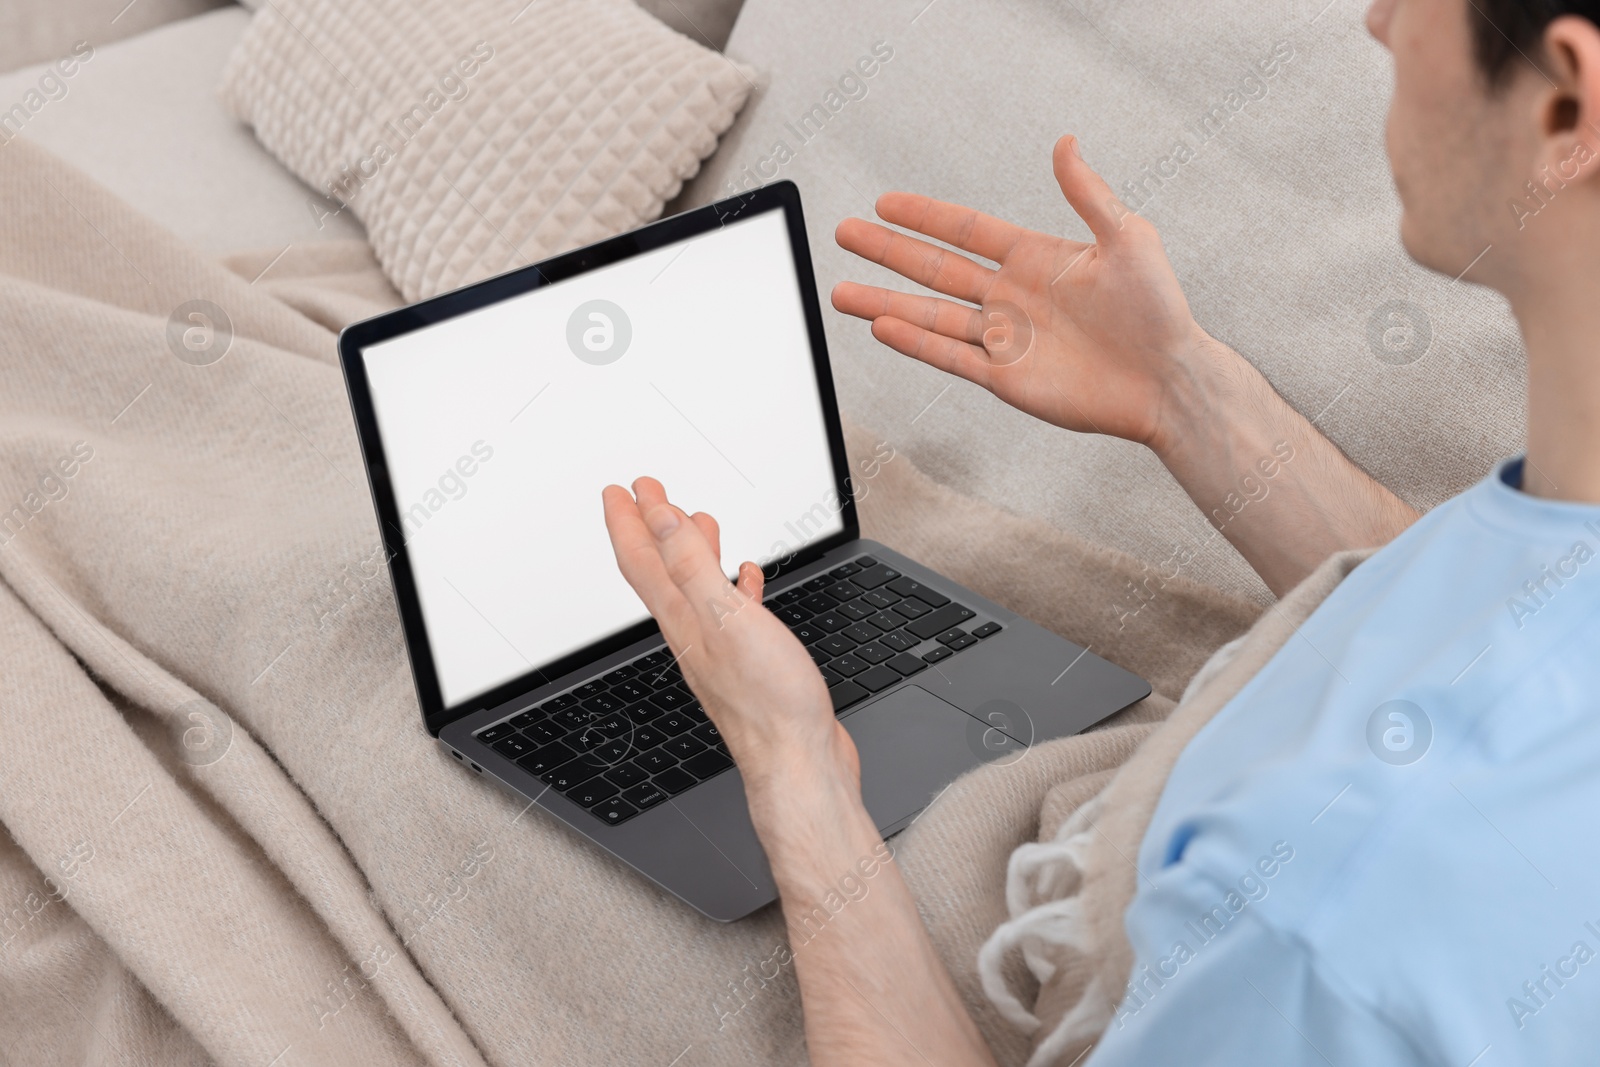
[[830, 562, 861, 579], [808, 645, 832, 668], [565, 777, 620, 808], [635, 747, 677, 774], [522, 720, 563, 745], [654, 767, 698, 795], [622, 783, 669, 810], [568, 728, 608, 752], [820, 666, 843, 686], [648, 688, 693, 712], [880, 630, 917, 652], [516, 739, 577, 775], [776, 588, 807, 605], [842, 623, 878, 644], [829, 680, 869, 713], [589, 715, 631, 737], [855, 555, 878, 567], [855, 665, 902, 693], [587, 739, 634, 765], [624, 701, 663, 724], [973, 621, 1004, 639], [775, 606, 810, 626], [491, 735, 534, 759], [665, 735, 708, 760], [830, 655, 869, 677], [836, 602, 874, 622], [850, 564, 900, 589], [581, 692, 626, 715], [887, 576, 950, 608], [540, 693, 579, 714], [691, 720, 722, 745], [799, 594, 836, 614], [603, 665, 639, 685], [854, 643, 894, 664], [552, 707, 595, 731], [822, 581, 860, 602], [573, 681, 607, 700], [507, 709, 543, 730], [657, 712, 695, 736], [632, 724, 669, 750], [541, 759, 601, 789], [593, 797, 639, 825], [886, 653, 928, 677], [891, 598, 931, 621], [866, 611, 903, 633], [790, 623, 825, 645], [611, 680, 649, 702], [906, 603, 976, 640], [803, 576, 832, 592], [604, 762, 651, 788], [642, 667, 681, 690], [936, 628, 970, 646], [477, 722, 517, 744], [681, 749, 734, 780], [946, 633, 979, 651], [861, 589, 902, 609], [813, 612, 850, 633], [923, 647, 953, 664], [816, 633, 856, 657]]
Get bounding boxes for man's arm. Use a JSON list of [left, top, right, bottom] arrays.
[[602, 480, 998, 1066], [761, 766, 998, 1066], [832, 135, 1418, 596], [1148, 336, 1419, 595]]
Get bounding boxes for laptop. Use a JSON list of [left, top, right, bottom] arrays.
[[338, 180, 1151, 921]]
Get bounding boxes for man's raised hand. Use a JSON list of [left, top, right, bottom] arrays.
[[601, 478, 860, 804], [831, 134, 1222, 454]]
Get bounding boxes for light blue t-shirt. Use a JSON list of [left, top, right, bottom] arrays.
[[1086, 458, 1600, 1067]]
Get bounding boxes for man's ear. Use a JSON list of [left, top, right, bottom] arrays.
[[1533, 16, 1600, 183]]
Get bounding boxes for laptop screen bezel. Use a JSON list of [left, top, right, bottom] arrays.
[[337, 181, 860, 737]]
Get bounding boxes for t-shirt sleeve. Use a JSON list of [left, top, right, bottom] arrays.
[[1083, 902, 1429, 1067]]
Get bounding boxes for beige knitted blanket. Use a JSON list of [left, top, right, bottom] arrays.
[[0, 138, 1339, 1066]]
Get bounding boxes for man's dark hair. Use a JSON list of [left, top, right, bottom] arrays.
[[1473, 0, 1600, 87]]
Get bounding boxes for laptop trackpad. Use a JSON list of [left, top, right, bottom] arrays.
[[844, 685, 988, 831]]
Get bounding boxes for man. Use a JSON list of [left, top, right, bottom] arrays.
[[601, 0, 1600, 1062]]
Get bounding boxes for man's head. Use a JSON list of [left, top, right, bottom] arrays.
[[1367, 0, 1600, 297]]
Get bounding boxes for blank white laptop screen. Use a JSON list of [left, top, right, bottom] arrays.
[[360, 210, 844, 707]]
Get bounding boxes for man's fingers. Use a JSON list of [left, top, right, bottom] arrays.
[[874, 192, 1024, 264], [831, 281, 983, 343], [621, 479, 737, 610], [870, 317, 996, 389], [640, 501, 742, 622], [1052, 135, 1131, 245], [631, 475, 669, 512], [834, 217, 993, 304], [602, 485, 697, 639], [690, 511, 721, 563], [735, 561, 764, 601]]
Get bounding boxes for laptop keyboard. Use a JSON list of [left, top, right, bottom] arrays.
[[472, 555, 1002, 827]]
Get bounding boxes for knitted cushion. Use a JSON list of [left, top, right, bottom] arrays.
[[220, 0, 754, 301]]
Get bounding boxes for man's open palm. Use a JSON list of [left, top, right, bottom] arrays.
[[832, 135, 1210, 452]]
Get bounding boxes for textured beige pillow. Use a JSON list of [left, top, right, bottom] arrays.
[[220, 0, 755, 301]]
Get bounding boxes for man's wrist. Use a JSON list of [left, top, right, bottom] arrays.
[[1148, 330, 1266, 465], [745, 758, 882, 896]]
